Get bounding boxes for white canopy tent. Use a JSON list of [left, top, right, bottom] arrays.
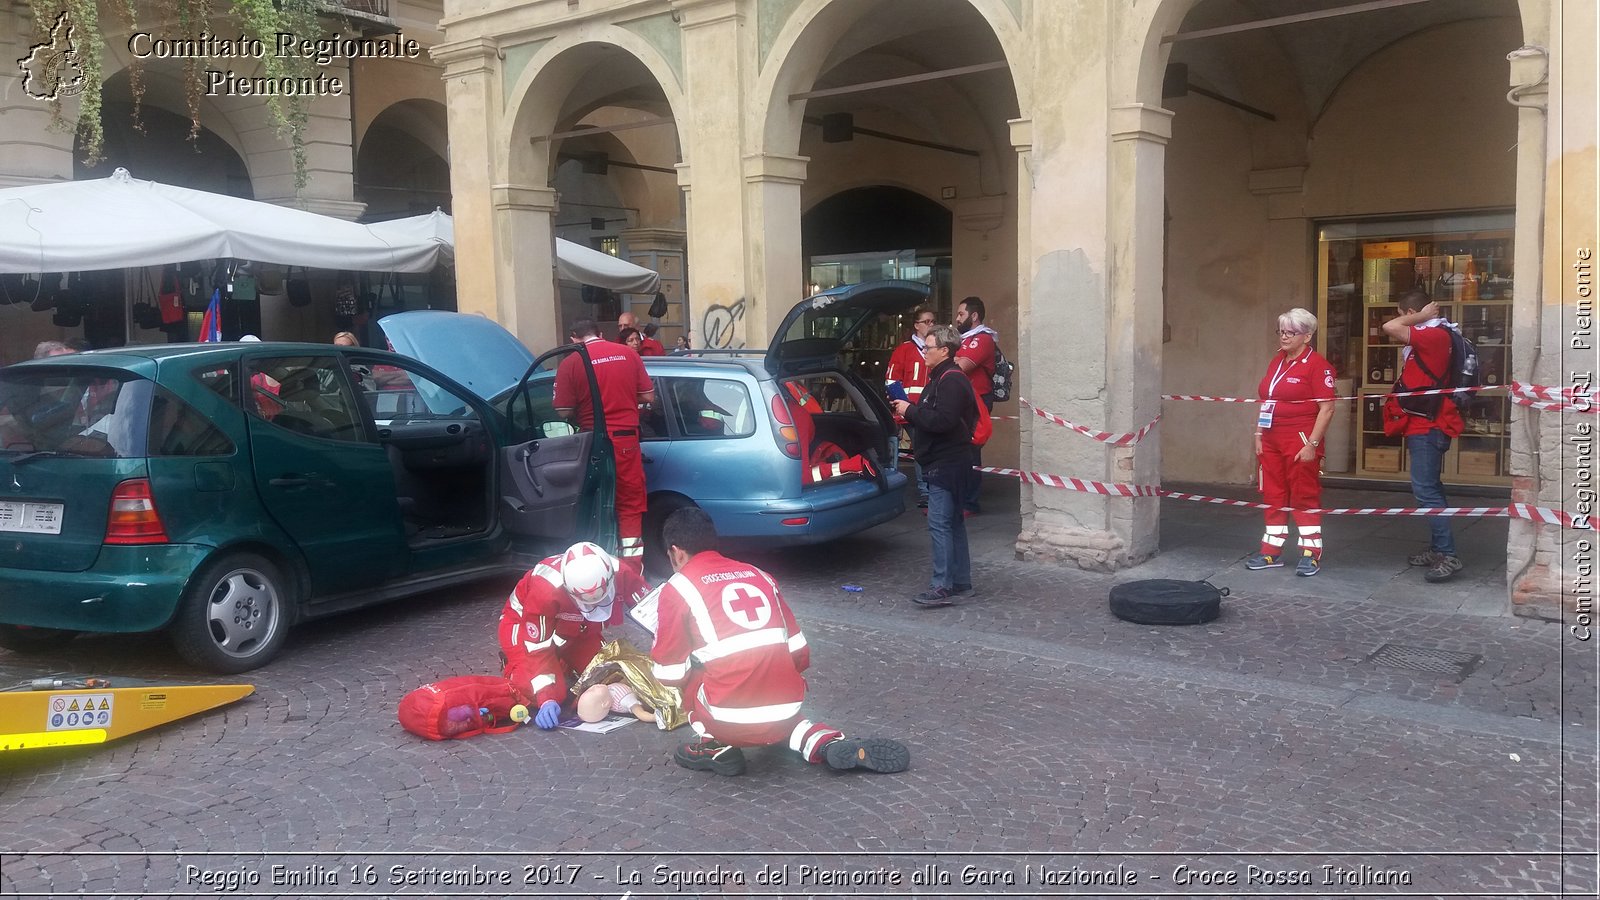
[[366, 210, 661, 295], [0, 168, 446, 274]]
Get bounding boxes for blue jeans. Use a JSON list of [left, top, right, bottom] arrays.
[[926, 464, 972, 589], [1405, 429, 1456, 556], [913, 458, 929, 503]]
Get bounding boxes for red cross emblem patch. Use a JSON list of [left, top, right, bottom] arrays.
[[721, 583, 772, 630]]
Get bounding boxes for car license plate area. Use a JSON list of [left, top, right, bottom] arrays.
[[0, 500, 65, 535]]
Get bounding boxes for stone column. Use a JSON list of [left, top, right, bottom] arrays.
[[620, 226, 689, 341], [744, 152, 808, 338], [677, 0, 756, 349], [491, 184, 560, 348], [434, 37, 504, 326], [1509, 5, 1597, 622], [1014, 94, 1170, 571]]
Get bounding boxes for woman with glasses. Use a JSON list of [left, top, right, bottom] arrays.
[[1248, 308, 1337, 576]]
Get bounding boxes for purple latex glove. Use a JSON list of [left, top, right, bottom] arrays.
[[534, 699, 562, 729]]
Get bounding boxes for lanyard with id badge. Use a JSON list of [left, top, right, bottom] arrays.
[[1259, 354, 1301, 431]]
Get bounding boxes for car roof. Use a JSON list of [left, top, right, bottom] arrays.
[[7, 342, 398, 370], [641, 354, 773, 379]]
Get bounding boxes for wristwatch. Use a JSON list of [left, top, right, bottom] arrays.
[[1309, 439, 1321, 447]]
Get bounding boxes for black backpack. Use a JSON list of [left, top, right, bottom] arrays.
[[1395, 324, 1478, 418], [990, 345, 1016, 402]]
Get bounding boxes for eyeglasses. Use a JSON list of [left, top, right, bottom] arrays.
[[1277, 330, 1308, 337]]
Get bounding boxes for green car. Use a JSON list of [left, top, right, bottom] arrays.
[[0, 329, 618, 673]]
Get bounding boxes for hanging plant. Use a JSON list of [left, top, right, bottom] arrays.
[[26, 0, 318, 190], [230, 0, 319, 189]]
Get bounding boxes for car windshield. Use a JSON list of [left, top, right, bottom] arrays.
[[0, 368, 150, 459]]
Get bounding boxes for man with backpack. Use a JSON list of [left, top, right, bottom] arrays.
[[954, 297, 1000, 516], [1382, 289, 1465, 583]]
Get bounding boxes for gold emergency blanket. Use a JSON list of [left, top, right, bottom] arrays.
[[572, 639, 690, 731]]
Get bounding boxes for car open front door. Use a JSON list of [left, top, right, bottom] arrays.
[[241, 353, 406, 593], [499, 344, 617, 553]]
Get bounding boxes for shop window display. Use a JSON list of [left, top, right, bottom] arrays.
[[1317, 213, 1513, 486]]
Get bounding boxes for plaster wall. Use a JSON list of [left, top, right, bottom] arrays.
[[1161, 97, 1271, 485]]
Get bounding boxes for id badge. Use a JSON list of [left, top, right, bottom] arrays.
[[1257, 401, 1275, 430]]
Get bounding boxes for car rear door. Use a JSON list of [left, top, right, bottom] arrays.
[[241, 352, 405, 593], [499, 344, 617, 551]]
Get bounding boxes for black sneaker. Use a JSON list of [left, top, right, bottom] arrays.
[[951, 583, 973, 595], [823, 737, 911, 773], [674, 738, 747, 776], [912, 587, 956, 607]]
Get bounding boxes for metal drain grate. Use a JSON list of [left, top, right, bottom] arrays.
[[1365, 643, 1482, 681]]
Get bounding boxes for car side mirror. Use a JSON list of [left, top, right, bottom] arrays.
[[542, 421, 575, 438]]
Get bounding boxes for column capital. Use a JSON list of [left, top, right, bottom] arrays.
[[676, 0, 743, 30], [1008, 117, 1033, 152], [619, 226, 687, 250], [742, 153, 809, 185], [1109, 103, 1174, 145], [432, 37, 501, 79], [491, 184, 559, 212]]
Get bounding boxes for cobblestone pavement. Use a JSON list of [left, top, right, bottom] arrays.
[[1, 476, 1595, 899]]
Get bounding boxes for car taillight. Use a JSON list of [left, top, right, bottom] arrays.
[[770, 394, 801, 459], [105, 479, 169, 544]]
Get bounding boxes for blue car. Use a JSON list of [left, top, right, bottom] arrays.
[[382, 280, 924, 571]]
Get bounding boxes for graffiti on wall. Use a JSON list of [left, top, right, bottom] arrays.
[[702, 298, 747, 349]]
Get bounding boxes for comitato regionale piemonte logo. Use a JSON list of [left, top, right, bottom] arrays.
[[18, 10, 86, 100]]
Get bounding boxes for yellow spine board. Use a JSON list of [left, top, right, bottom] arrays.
[[0, 684, 254, 751]]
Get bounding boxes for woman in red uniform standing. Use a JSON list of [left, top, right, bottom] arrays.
[[1248, 308, 1337, 576]]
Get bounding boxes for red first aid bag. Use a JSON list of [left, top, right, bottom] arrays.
[[398, 675, 522, 741]]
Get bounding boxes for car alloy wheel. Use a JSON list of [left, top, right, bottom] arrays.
[[170, 552, 291, 673]]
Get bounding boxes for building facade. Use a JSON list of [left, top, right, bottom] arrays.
[[2, 0, 1594, 618]]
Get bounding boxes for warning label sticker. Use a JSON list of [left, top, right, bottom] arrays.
[[46, 693, 113, 731]]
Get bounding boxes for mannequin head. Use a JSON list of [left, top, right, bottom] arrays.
[[576, 683, 612, 723]]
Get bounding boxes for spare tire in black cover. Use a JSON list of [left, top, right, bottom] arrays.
[[1109, 579, 1226, 625]]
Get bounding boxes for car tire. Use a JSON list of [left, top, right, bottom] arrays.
[[643, 494, 697, 577], [0, 624, 76, 654], [1108, 579, 1226, 626], [169, 552, 292, 673]]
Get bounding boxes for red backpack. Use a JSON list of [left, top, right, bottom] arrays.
[[398, 675, 524, 741]]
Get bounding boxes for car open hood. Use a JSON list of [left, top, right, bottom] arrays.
[[378, 310, 536, 403], [764, 280, 931, 375]]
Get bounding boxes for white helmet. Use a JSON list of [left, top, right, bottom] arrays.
[[562, 542, 617, 620]]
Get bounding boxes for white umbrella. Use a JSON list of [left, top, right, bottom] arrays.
[[0, 168, 444, 273], [367, 210, 661, 294]]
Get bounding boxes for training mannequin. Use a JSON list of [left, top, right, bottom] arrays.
[[575, 682, 657, 724]]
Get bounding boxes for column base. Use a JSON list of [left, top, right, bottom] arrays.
[[1014, 522, 1154, 572], [1510, 557, 1570, 623]]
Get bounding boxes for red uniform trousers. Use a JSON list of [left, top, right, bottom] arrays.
[[784, 386, 872, 485], [504, 629, 603, 708], [612, 429, 646, 576], [681, 674, 844, 765], [1257, 427, 1324, 559]]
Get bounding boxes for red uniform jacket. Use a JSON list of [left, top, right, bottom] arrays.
[[1399, 324, 1465, 437], [885, 338, 930, 402], [650, 551, 810, 745], [498, 556, 647, 707]]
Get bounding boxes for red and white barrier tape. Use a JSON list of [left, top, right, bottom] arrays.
[[1161, 380, 1594, 412], [1017, 399, 1160, 446], [973, 466, 1589, 529]]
